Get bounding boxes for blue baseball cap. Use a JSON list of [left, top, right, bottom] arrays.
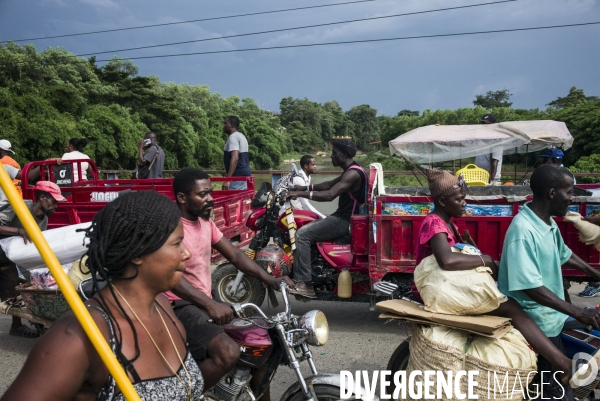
[[538, 148, 564, 159]]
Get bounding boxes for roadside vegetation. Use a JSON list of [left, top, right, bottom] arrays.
[[1, 43, 598, 174]]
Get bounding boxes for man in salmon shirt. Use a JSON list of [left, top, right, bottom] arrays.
[[0, 140, 22, 196], [164, 167, 294, 395]]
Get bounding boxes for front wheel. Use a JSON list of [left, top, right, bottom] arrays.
[[212, 263, 266, 306], [283, 384, 345, 401], [385, 340, 410, 397]]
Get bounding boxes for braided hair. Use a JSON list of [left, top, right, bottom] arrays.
[[80, 190, 181, 371]]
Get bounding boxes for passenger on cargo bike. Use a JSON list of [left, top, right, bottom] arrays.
[[414, 168, 592, 393], [499, 164, 600, 399], [283, 137, 367, 299], [0, 181, 65, 338]]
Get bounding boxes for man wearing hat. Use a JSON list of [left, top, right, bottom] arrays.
[[283, 137, 367, 298], [474, 114, 503, 185], [0, 140, 22, 196], [0, 140, 40, 204], [538, 148, 565, 166], [0, 181, 66, 337]]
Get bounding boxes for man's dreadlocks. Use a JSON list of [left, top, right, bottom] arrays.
[[80, 191, 181, 373]]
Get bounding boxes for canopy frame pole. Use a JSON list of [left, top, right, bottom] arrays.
[[523, 144, 529, 184], [514, 147, 517, 183], [400, 155, 425, 187]]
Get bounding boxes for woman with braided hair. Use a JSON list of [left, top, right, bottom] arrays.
[[2, 191, 205, 401]]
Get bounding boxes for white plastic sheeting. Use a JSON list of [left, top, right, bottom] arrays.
[[389, 120, 573, 164], [0, 222, 90, 271]]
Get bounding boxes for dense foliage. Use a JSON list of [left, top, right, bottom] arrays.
[[0, 43, 598, 172], [0, 43, 289, 170]]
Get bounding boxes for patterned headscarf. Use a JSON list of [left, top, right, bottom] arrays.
[[424, 169, 467, 198]]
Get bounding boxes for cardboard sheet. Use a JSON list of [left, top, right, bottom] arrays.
[[377, 299, 513, 339]]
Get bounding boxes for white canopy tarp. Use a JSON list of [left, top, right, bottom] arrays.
[[389, 120, 573, 164]]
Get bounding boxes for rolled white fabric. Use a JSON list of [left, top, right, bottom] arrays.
[[0, 222, 90, 271]]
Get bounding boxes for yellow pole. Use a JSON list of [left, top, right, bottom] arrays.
[[0, 163, 141, 401]]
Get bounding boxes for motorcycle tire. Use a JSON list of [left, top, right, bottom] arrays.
[[385, 340, 410, 397], [283, 384, 344, 401], [212, 263, 266, 306]]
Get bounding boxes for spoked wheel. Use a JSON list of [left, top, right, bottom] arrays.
[[212, 263, 265, 306]]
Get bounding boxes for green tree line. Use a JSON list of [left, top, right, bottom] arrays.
[[0, 43, 598, 173]]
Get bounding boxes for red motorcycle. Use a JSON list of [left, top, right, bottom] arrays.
[[212, 164, 371, 306]]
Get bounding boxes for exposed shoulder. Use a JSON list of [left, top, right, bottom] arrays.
[[341, 167, 361, 181]]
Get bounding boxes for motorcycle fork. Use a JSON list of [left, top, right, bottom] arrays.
[[275, 324, 317, 401]]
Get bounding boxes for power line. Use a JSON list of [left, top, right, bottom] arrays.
[[77, 0, 517, 58], [90, 21, 600, 62], [1, 0, 375, 43]]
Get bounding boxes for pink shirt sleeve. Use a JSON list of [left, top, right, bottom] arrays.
[[415, 214, 459, 266], [210, 219, 224, 245], [418, 214, 452, 246]]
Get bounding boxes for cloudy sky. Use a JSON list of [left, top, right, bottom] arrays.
[[0, 0, 598, 115]]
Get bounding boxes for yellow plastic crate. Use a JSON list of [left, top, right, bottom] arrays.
[[455, 164, 489, 186]]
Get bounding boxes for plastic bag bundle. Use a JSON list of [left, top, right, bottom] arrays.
[[414, 250, 507, 315], [563, 212, 600, 250], [405, 324, 536, 401], [30, 264, 72, 290], [0, 223, 90, 271]]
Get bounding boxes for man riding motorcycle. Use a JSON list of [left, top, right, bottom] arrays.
[[284, 137, 367, 299], [499, 164, 600, 399], [165, 168, 294, 398]]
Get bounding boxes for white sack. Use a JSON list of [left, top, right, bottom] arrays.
[[414, 250, 507, 315], [0, 222, 90, 271], [564, 211, 600, 250]]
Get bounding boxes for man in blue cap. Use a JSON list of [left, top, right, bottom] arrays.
[[538, 148, 565, 166]]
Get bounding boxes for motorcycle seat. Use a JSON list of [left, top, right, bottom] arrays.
[[333, 235, 351, 245]]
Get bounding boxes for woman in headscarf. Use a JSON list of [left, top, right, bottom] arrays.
[[415, 169, 575, 388]]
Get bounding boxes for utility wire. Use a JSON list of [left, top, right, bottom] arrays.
[[90, 21, 600, 62], [1, 0, 375, 43], [77, 0, 517, 58]]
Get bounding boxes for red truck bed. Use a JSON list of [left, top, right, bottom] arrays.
[[20, 160, 255, 261], [368, 191, 600, 285]]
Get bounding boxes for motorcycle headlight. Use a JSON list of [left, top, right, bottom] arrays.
[[300, 310, 329, 346]]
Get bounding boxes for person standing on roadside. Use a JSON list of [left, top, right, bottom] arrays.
[[474, 114, 503, 185], [0, 140, 22, 196], [222, 116, 251, 190], [137, 131, 165, 179]]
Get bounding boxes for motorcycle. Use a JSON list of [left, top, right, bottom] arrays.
[[212, 163, 371, 305], [375, 281, 600, 401], [203, 282, 372, 401]]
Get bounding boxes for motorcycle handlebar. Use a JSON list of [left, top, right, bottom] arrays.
[[207, 282, 291, 323]]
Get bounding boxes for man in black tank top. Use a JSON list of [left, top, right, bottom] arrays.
[[284, 138, 366, 298]]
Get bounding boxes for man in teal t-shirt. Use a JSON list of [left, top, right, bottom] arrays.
[[499, 164, 600, 399]]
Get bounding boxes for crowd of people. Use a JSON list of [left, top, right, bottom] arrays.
[[0, 113, 598, 401]]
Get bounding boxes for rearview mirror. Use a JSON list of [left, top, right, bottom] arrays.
[[291, 162, 299, 177]]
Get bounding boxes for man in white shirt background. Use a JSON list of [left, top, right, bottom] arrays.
[[290, 155, 325, 219], [474, 114, 503, 185]]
